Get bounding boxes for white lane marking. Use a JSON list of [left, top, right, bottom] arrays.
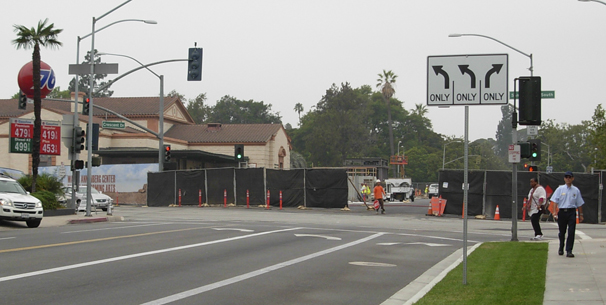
[[294, 234, 342, 240], [349, 262, 396, 267], [141, 232, 384, 305], [0, 227, 301, 283], [0, 237, 16, 241], [548, 223, 592, 240], [212, 228, 254, 232], [62, 223, 171, 234], [377, 242, 451, 247], [576, 230, 592, 240]]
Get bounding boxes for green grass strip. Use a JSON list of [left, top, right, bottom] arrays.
[[415, 242, 548, 305]]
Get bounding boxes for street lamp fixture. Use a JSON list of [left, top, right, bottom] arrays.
[[97, 52, 165, 172], [579, 0, 606, 5]]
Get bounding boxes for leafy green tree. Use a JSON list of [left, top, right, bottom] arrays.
[[294, 103, 304, 126], [413, 103, 428, 117], [13, 18, 63, 192], [68, 49, 113, 97], [47, 86, 71, 99], [297, 83, 373, 167], [208, 95, 281, 124], [495, 104, 513, 161], [589, 104, 605, 169], [186, 93, 209, 124]]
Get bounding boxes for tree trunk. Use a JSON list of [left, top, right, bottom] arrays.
[[384, 96, 395, 176], [31, 44, 41, 193]]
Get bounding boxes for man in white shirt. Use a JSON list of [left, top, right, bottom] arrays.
[[526, 178, 546, 240]]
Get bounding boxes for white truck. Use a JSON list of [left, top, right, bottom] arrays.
[[384, 178, 414, 202]]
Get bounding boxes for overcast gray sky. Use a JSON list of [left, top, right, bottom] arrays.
[[3, 0, 605, 141]]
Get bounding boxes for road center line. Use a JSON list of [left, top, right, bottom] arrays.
[[140, 232, 384, 305], [0, 227, 301, 283]]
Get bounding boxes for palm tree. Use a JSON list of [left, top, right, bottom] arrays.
[[376, 70, 398, 173], [13, 19, 62, 192], [294, 103, 304, 126], [414, 103, 428, 117]]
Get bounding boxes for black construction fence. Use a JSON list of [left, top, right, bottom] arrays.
[[148, 168, 348, 209], [438, 170, 605, 224]]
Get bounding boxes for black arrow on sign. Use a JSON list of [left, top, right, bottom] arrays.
[[484, 64, 503, 88], [458, 65, 476, 88], [432, 66, 450, 89]]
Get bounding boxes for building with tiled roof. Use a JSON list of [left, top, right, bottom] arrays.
[[0, 93, 291, 174]]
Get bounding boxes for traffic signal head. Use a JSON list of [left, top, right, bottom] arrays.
[[234, 144, 244, 161], [163, 145, 171, 162], [528, 139, 541, 162], [518, 141, 531, 159], [72, 127, 86, 154], [82, 95, 90, 115], [528, 165, 538, 172], [73, 160, 84, 170], [187, 48, 203, 81], [518, 76, 541, 126], [18, 91, 27, 110]]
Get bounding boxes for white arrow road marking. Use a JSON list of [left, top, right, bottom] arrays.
[[377, 242, 451, 247], [212, 228, 254, 232], [294, 234, 342, 241], [349, 262, 396, 267]]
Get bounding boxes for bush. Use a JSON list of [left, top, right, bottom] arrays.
[[17, 173, 64, 210], [32, 190, 61, 210]]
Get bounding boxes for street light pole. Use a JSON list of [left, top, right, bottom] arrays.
[[72, 19, 156, 211], [449, 32, 534, 242], [85, 0, 133, 217], [97, 52, 165, 172], [397, 140, 401, 178]]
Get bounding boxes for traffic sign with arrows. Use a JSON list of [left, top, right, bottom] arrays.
[[427, 54, 509, 106]]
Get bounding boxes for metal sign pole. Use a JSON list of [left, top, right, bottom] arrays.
[[463, 105, 469, 285]]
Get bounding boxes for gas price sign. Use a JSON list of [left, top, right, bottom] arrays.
[[9, 118, 61, 155]]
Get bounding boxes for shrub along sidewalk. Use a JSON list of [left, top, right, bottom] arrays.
[[415, 242, 548, 305]]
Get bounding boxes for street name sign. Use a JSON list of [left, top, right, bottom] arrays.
[[427, 54, 508, 106], [510, 91, 555, 99], [102, 121, 125, 129], [68, 63, 119, 75]]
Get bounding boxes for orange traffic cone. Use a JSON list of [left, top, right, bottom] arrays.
[[494, 205, 501, 220], [522, 198, 527, 222], [426, 201, 434, 216], [576, 209, 580, 224]]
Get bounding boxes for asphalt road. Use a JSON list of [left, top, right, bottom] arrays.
[[0, 201, 563, 305]]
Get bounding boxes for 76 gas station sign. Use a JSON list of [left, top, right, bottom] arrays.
[[9, 118, 61, 155]]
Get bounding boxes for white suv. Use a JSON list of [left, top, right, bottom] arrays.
[[0, 174, 44, 228], [428, 183, 439, 198]]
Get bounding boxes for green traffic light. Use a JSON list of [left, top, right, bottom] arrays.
[[237, 154, 242, 159], [532, 152, 537, 157]]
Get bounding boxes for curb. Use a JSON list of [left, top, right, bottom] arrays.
[[67, 215, 124, 224]]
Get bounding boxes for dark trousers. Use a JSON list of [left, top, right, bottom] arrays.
[[377, 198, 385, 211], [530, 212, 543, 236], [557, 209, 577, 252]]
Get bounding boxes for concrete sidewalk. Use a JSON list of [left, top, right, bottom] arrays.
[[544, 238, 606, 304], [40, 212, 124, 227]]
